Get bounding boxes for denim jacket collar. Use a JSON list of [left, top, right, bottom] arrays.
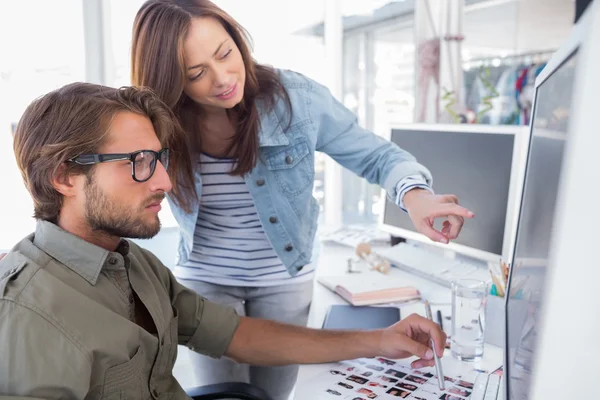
[[257, 99, 290, 148]]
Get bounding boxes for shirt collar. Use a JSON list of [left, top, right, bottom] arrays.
[[33, 220, 130, 285]]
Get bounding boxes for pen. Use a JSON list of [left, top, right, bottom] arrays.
[[424, 301, 445, 390], [436, 309, 444, 332]]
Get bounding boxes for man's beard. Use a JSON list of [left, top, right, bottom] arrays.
[[84, 177, 163, 239]]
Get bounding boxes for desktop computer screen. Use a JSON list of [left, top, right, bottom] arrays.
[[505, 50, 577, 399], [381, 125, 527, 262]]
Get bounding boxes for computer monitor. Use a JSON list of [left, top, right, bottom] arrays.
[[504, 4, 594, 398], [380, 124, 529, 263]]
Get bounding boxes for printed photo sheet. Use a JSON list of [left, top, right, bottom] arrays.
[[298, 356, 477, 400]]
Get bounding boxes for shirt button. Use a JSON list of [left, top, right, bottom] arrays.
[[256, 179, 265, 186], [297, 265, 304, 271], [285, 244, 293, 252], [269, 216, 278, 223], [285, 155, 294, 165], [108, 257, 117, 265]]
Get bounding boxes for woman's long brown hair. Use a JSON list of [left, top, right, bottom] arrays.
[[131, 0, 291, 213]]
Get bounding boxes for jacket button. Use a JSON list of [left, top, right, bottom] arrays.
[[269, 216, 278, 223], [108, 258, 117, 265], [285, 155, 294, 165], [285, 244, 293, 252], [256, 179, 265, 186], [297, 265, 304, 271]]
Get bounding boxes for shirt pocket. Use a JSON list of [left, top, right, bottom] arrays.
[[101, 345, 144, 399], [265, 140, 314, 196]]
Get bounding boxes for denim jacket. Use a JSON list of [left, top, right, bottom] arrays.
[[168, 69, 432, 276]]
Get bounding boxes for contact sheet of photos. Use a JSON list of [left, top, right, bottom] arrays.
[[303, 356, 476, 400]]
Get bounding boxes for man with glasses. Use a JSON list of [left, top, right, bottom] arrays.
[[0, 83, 445, 399]]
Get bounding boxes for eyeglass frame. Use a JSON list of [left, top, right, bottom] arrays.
[[68, 148, 170, 183]]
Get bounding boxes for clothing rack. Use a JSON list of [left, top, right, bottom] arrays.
[[463, 49, 556, 69]]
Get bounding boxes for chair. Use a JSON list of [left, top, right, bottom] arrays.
[[186, 382, 274, 400]]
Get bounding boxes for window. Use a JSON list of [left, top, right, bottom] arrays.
[[0, 0, 86, 249]]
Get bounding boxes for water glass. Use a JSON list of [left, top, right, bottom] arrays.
[[451, 279, 487, 361]]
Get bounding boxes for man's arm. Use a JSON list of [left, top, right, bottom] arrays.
[[0, 301, 92, 399], [226, 313, 445, 369]]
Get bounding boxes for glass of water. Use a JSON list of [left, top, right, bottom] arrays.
[[451, 279, 487, 361]]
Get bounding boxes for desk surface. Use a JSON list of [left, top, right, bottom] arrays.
[[294, 242, 503, 400]]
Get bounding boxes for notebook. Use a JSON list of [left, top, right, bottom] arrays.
[[318, 271, 421, 306], [322, 305, 400, 330]]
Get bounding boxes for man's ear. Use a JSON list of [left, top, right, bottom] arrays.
[[51, 164, 83, 197]]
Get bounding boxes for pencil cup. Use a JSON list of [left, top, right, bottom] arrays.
[[450, 279, 486, 362], [484, 294, 505, 347]]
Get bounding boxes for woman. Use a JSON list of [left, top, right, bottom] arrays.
[[130, 1, 473, 398]]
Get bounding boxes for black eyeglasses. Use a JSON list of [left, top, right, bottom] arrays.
[[69, 148, 170, 183]]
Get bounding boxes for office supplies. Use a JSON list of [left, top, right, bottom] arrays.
[[436, 309, 444, 331], [321, 305, 400, 330], [355, 242, 391, 274], [318, 271, 420, 306], [376, 243, 491, 288], [425, 301, 445, 390]]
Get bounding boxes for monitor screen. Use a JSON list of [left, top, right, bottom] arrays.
[[505, 51, 577, 399], [383, 128, 514, 257]]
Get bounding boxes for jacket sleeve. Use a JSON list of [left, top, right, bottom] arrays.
[[0, 301, 92, 399], [308, 77, 433, 200]]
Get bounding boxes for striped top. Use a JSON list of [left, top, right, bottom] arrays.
[[175, 153, 315, 287]]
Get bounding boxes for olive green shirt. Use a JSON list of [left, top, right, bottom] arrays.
[[0, 221, 240, 399]]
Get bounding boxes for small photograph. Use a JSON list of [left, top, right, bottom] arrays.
[[385, 369, 407, 379], [455, 380, 475, 390], [347, 375, 369, 385], [405, 375, 429, 385], [376, 357, 396, 365], [444, 376, 457, 383], [379, 375, 399, 383], [439, 394, 463, 400], [412, 371, 435, 379], [337, 382, 354, 390], [385, 388, 411, 398], [329, 370, 347, 376], [395, 382, 418, 392], [357, 387, 378, 399], [367, 381, 388, 389], [366, 364, 385, 372], [325, 388, 342, 396], [362, 371, 373, 377], [448, 386, 471, 398]]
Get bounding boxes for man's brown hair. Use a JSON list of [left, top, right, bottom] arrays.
[[13, 82, 185, 223]]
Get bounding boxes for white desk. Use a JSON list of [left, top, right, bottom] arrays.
[[294, 242, 503, 399]]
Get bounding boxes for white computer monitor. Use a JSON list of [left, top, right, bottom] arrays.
[[379, 123, 529, 264], [519, 2, 600, 399]]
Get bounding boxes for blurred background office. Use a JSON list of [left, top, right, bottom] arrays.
[[0, 0, 577, 254]]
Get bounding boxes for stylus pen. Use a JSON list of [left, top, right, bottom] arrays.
[[424, 301, 446, 390]]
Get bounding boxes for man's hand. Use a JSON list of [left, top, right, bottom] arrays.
[[377, 313, 447, 369], [403, 189, 474, 244]]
